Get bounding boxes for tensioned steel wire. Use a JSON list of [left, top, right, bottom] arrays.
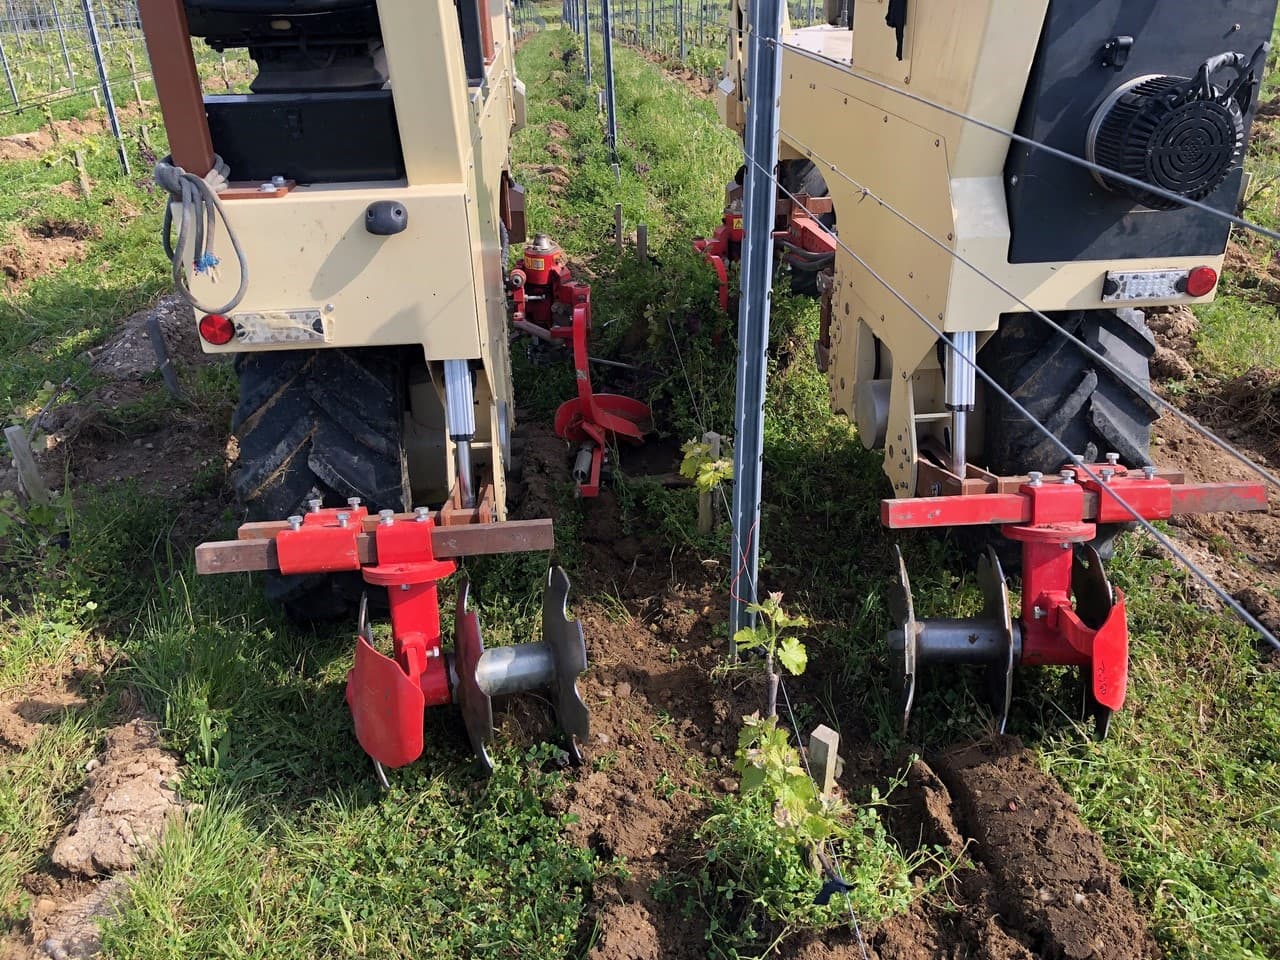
[[729, 25, 1280, 245], [701, 24, 1280, 499], [773, 125, 1280, 497], [736, 125, 1280, 652]]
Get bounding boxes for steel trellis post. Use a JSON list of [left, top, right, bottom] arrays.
[[81, 0, 130, 174], [0, 34, 17, 107], [52, 2, 75, 87], [730, 0, 784, 641], [601, 0, 618, 159], [583, 0, 592, 82]]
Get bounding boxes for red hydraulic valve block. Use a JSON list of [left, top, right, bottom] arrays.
[[508, 234, 650, 497], [883, 463, 1267, 738], [275, 502, 589, 777]]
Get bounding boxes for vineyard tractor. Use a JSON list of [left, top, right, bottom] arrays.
[[136, 0, 644, 776], [715, 0, 1275, 735]]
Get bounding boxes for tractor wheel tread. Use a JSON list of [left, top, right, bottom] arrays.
[[230, 347, 410, 618]]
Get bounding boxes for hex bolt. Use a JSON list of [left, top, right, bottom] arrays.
[[271, 175, 286, 187], [307, 498, 322, 513], [1033, 605, 1047, 620], [1105, 452, 1120, 466], [258, 182, 278, 193], [337, 512, 350, 528], [1100, 468, 1115, 483], [1059, 470, 1075, 484], [1028, 471, 1043, 487], [378, 509, 396, 526], [1143, 465, 1157, 480], [347, 497, 363, 509], [426, 647, 441, 658], [287, 515, 303, 531], [1071, 454, 1085, 466], [414, 506, 430, 522]]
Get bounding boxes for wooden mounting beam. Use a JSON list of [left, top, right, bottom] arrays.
[[196, 519, 555, 575]]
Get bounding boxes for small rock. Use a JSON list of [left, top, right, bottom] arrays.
[[614, 682, 631, 699], [1073, 892, 1087, 907], [709, 742, 722, 757], [715, 777, 739, 793], [593, 732, 610, 745]]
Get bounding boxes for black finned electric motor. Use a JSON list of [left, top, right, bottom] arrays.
[[1004, 0, 1279, 264], [1087, 51, 1262, 211]]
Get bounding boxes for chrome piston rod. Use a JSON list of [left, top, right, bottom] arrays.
[[443, 359, 477, 508], [946, 332, 977, 478]]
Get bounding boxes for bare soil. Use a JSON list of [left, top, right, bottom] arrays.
[[0, 294, 233, 512], [0, 220, 95, 288], [510, 425, 1159, 959]]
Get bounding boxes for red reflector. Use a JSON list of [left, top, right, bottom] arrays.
[[1185, 266, 1218, 298], [198, 313, 235, 345]]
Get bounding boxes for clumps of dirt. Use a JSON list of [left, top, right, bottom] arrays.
[[1151, 408, 1280, 605], [1223, 238, 1280, 304], [3, 719, 182, 960], [51, 719, 184, 878], [519, 162, 572, 194], [16, 293, 234, 509], [1235, 585, 1280, 640], [1196, 368, 1280, 463], [936, 739, 1158, 959], [1145, 305, 1197, 381], [0, 130, 55, 162], [0, 680, 90, 752], [87, 294, 200, 383], [27, 877, 126, 960], [0, 220, 96, 286], [547, 120, 572, 141], [585, 901, 663, 960]]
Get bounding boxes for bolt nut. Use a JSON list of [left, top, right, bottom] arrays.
[[271, 175, 286, 187], [337, 512, 350, 528], [347, 497, 362, 509], [1028, 471, 1043, 487], [1100, 468, 1115, 483], [1059, 470, 1075, 484], [1033, 605, 1047, 620], [1143, 465, 1157, 480], [1106, 452, 1121, 466], [378, 509, 395, 526], [287, 515, 303, 531], [307, 498, 322, 513], [1071, 454, 1085, 466], [258, 182, 278, 193], [414, 506, 430, 522]]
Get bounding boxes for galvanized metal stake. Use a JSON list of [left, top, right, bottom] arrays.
[[676, 0, 686, 61], [53, 2, 76, 88], [0, 34, 17, 107], [648, 0, 655, 47], [601, 0, 619, 160], [82, 0, 130, 174], [729, 0, 784, 642], [583, 0, 592, 83]]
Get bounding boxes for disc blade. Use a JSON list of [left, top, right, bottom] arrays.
[[544, 566, 590, 761], [454, 580, 494, 775]]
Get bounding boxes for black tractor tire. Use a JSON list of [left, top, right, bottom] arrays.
[[778, 159, 836, 298], [231, 347, 411, 620], [979, 308, 1159, 557]]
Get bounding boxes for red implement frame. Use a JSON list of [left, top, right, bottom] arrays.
[[885, 464, 1267, 719], [693, 187, 837, 312], [510, 240, 650, 496]]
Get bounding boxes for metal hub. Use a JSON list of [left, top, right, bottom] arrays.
[[887, 546, 1020, 736]]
